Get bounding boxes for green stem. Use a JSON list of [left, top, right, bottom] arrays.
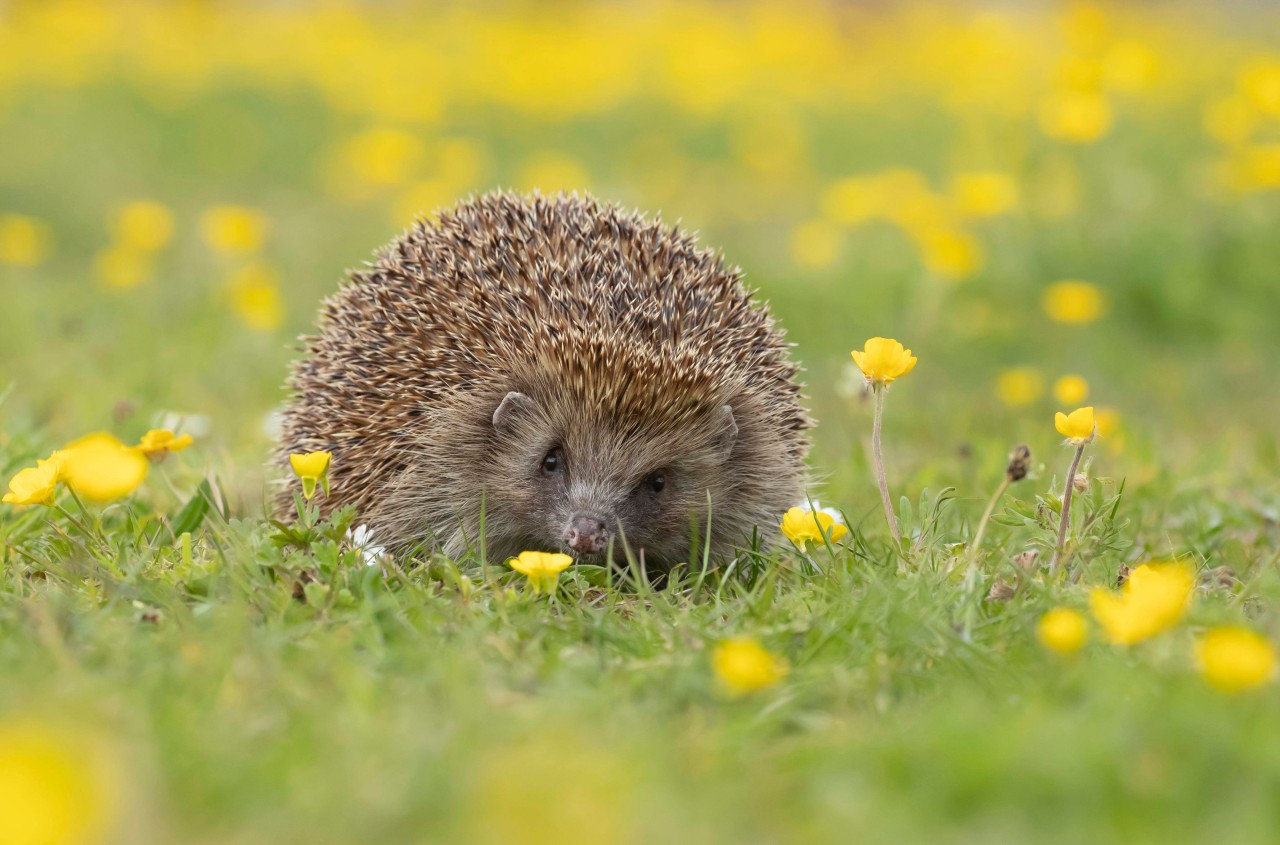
[[871, 387, 902, 547], [968, 476, 1011, 570], [1050, 443, 1086, 576]]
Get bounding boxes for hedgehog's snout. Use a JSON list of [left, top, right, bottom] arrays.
[[564, 514, 608, 554]]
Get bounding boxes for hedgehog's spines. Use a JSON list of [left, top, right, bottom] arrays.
[[276, 190, 811, 561]]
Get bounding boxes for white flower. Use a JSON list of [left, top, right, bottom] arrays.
[[346, 523, 387, 567]]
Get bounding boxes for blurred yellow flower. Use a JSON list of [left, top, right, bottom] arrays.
[[1089, 561, 1194, 645], [112, 200, 174, 252], [851, 337, 917, 387], [1196, 626, 1277, 693], [227, 262, 284, 331], [995, 367, 1045, 407], [712, 637, 788, 696], [1240, 59, 1280, 116], [1038, 90, 1113, 144], [915, 227, 984, 280], [1095, 407, 1120, 437], [506, 550, 573, 594], [0, 214, 53, 267], [1043, 280, 1106, 324], [1037, 608, 1088, 654], [94, 245, 152, 290], [1052, 374, 1090, 405], [58, 433, 149, 502], [1203, 96, 1256, 147], [290, 451, 332, 499], [2, 458, 61, 507], [136, 429, 194, 461], [518, 151, 591, 193], [950, 172, 1019, 218], [337, 127, 426, 188], [1224, 144, 1280, 193], [0, 721, 112, 845], [1054, 406, 1096, 443], [201, 205, 267, 255], [788, 218, 842, 269], [780, 506, 847, 552], [820, 177, 879, 225]]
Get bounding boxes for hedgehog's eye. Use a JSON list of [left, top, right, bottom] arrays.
[[642, 471, 666, 494], [541, 447, 564, 475]]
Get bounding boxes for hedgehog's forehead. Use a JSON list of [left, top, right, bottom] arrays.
[[513, 335, 735, 431]]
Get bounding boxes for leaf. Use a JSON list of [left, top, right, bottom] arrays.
[[171, 479, 214, 536]]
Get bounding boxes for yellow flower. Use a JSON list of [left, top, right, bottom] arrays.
[[914, 227, 984, 280], [2, 459, 61, 507], [950, 172, 1019, 218], [518, 151, 591, 193], [851, 337, 917, 387], [506, 550, 574, 594], [226, 262, 284, 331], [58, 433, 149, 502], [1055, 406, 1096, 444], [1196, 626, 1277, 693], [780, 506, 848, 552], [1038, 90, 1113, 144], [788, 218, 842, 270], [0, 721, 113, 845], [111, 200, 174, 252], [712, 637, 789, 696], [1043, 280, 1106, 324], [200, 205, 267, 255], [289, 451, 332, 499], [135, 429, 194, 461], [1089, 561, 1194, 645], [995, 367, 1045, 407], [1053, 374, 1090, 405], [0, 214, 53, 267], [1037, 608, 1088, 654], [94, 244, 152, 290]]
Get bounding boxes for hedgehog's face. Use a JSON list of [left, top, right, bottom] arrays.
[[490, 391, 738, 570]]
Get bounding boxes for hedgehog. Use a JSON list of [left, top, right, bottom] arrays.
[[276, 191, 810, 571]]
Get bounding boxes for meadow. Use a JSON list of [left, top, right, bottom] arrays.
[[3, 1, 1280, 843]]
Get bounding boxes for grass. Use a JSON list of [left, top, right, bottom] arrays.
[[4, 1, 1280, 843]]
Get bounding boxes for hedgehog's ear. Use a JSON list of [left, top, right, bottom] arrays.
[[493, 391, 538, 432], [713, 404, 738, 460]]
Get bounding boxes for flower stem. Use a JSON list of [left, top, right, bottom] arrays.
[[871, 387, 902, 548], [1050, 443, 1086, 576], [968, 476, 1011, 570]]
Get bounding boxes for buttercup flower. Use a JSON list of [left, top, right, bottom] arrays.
[[1053, 375, 1090, 405], [0, 721, 114, 845], [712, 637, 789, 696], [136, 429, 194, 461], [1089, 561, 1194, 645], [2, 458, 61, 507], [1055, 406, 1096, 444], [506, 550, 573, 594], [1037, 608, 1088, 654], [289, 451, 332, 499], [851, 337, 917, 387], [780, 506, 848, 552], [58, 433, 149, 502], [112, 200, 174, 252], [1043, 280, 1106, 324], [200, 205, 268, 255], [1196, 626, 1277, 693]]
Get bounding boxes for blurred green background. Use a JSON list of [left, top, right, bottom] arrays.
[[4, 0, 1279, 511]]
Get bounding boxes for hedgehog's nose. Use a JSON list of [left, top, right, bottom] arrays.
[[564, 514, 607, 554]]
